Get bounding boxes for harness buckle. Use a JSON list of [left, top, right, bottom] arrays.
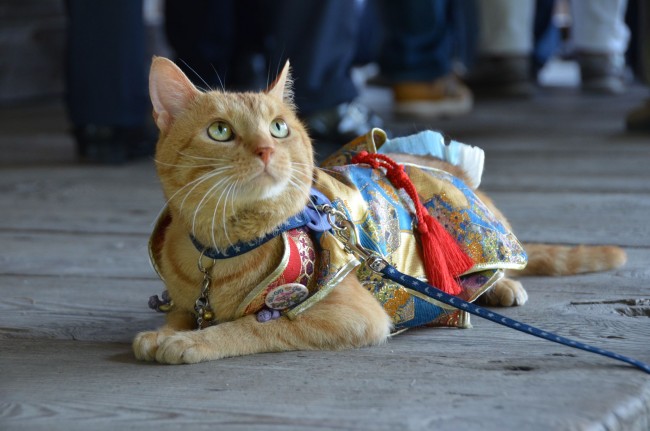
[[318, 204, 389, 273]]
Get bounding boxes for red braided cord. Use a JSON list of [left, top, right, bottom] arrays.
[[351, 151, 474, 295], [352, 152, 429, 232]]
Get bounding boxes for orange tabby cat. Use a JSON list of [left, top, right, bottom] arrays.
[[133, 57, 626, 364]]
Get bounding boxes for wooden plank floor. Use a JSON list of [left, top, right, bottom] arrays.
[[1, 83, 650, 431]]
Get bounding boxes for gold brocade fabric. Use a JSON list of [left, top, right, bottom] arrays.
[[287, 129, 527, 330]]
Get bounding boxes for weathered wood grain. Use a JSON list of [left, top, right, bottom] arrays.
[[0, 162, 163, 234], [0, 275, 163, 342], [0, 231, 153, 279], [1, 316, 649, 431], [1, 247, 648, 344], [481, 147, 650, 193], [488, 191, 650, 246]]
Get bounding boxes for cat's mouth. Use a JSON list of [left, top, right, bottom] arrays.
[[249, 168, 288, 199], [253, 165, 278, 181]]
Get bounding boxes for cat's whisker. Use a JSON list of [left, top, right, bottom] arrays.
[[150, 168, 222, 225], [274, 55, 284, 84], [179, 169, 229, 213], [221, 181, 238, 248], [154, 159, 224, 169], [209, 178, 235, 249], [289, 164, 314, 183], [287, 170, 306, 188], [208, 185, 224, 250], [210, 185, 228, 250], [292, 161, 315, 169], [308, 179, 326, 191], [314, 166, 340, 176], [176, 150, 231, 163], [290, 165, 313, 185], [229, 179, 241, 222], [305, 190, 319, 209], [286, 173, 315, 209], [292, 163, 338, 185], [209, 63, 226, 92], [178, 58, 214, 92], [291, 184, 313, 208], [177, 156, 230, 165], [305, 173, 330, 190], [287, 172, 305, 197], [191, 175, 232, 238]]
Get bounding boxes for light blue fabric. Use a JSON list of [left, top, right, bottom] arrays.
[[377, 130, 485, 189], [378, 130, 465, 165]]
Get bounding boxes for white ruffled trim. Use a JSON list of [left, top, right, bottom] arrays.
[[377, 130, 485, 189]]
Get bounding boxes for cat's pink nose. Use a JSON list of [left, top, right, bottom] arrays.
[[255, 146, 274, 164]]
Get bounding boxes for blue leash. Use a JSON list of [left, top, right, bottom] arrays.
[[379, 263, 650, 375], [321, 205, 650, 375]]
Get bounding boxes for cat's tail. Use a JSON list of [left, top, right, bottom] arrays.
[[516, 243, 627, 276]]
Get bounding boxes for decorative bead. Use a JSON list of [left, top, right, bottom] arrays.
[[265, 283, 309, 310], [203, 310, 215, 321], [148, 295, 161, 310], [158, 302, 173, 312], [256, 308, 282, 323], [256, 309, 273, 323]]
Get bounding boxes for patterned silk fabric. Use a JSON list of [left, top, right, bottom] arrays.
[[287, 129, 527, 330], [235, 228, 317, 318]]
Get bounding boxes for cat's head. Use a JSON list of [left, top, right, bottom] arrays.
[[149, 56, 314, 248]]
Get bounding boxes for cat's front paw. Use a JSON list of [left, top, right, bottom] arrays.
[[133, 329, 172, 361], [480, 278, 528, 307], [155, 332, 208, 364]]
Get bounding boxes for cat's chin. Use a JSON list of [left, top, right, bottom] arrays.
[[239, 176, 290, 202], [258, 181, 288, 200]]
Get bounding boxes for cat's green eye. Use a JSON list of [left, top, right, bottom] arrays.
[[270, 118, 290, 138], [207, 121, 234, 142]]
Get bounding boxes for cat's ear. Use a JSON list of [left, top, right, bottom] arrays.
[[266, 60, 294, 105], [149, 56, 200, 131]]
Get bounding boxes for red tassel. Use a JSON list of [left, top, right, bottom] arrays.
[[351, 151, 474, 295]]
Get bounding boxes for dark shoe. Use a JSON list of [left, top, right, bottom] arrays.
[[466, 55, 536, 98], [74, 124, 156, 165], [577, 52, 626, 95], [304, 100, 385, 145], [626, 99, 650, 132]]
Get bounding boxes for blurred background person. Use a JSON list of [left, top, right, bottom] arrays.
[[468, 0, 630, 97], [376, 0, 475, 118], [164, 0, 384, 147], [65, 0, 153, 164]]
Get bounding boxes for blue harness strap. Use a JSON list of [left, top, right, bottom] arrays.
[[190, 188, 332, 259], [379, 263, 650, 374]]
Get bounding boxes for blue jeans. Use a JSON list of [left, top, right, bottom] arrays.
[[378, 0, 456, 82], [165, 0, 362, 116], [65, 0, 147, 128]]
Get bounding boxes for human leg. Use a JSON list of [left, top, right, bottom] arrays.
[[264, 0, 383, 144], [378, 0, 473, 117], [65, 0, 151, 163], [571, 0, 630, 94], [625, 0, 650, 131], [468, 0, 536, 97], [479, 0, 535, 56]]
